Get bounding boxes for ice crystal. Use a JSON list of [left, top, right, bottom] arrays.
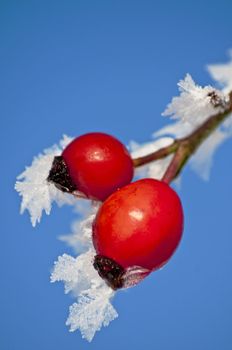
[[51, 205, 118, 341], [15, 135, 73, 226], [156, 70, 232, 180], [15, 135, 118, 341], [162, 74, 226, 126], [66, 282, 117, 342], [59, 203, 100, 253], [154, 120, 194, 139], [207, 50, 232, 93], [51, 246, 117, 341]]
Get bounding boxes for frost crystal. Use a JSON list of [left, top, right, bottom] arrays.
[[15, 135, 73, 226], [162, 74, 226, 126], [15, 136, 118, 341], [51, 211, 118, 342], [157, 70, 232, 180], [154, 119, 195, 139], [66, 282, 117, 342], [207, 50, 232, 93], [60, 203, 100, 253]]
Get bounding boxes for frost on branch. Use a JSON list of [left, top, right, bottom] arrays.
[[131, 67, 232, 182], [51, 210, 118, 342], [15, 135, 74, 226], [155, 73, 232, 180], [129, 74, 230, 182], [162, 74, 226, 126]]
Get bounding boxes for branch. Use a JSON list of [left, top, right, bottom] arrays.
[[133, 91, 232, 184], [132, 140, 179, 167]]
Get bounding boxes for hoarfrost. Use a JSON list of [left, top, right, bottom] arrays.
[[15, 135, 118, 341], [15, 135, 73, 226], [51, 217, 117, 342], [156, 70, 232, 180], [162, 74, 226, 126], [154, 116, 232, 181], [153, 120, 232, 181], [59, 203, 100, 253], [66, 283, 117, 342], [154, 120, 194, 139]]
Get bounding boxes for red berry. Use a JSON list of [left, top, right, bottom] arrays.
[[62, 132, 134, 201], [92, 178, 184, 271]]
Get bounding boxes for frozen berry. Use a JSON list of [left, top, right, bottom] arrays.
[[48, 132, 134, 201], [92, 178, 184, 289]]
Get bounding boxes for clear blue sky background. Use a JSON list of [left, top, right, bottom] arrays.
[[1, 1, 232, 349]]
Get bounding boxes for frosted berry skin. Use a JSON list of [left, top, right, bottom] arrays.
[[92, 178, 184, 271], [62, 132, 134, 201]]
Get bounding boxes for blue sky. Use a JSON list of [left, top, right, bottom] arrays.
[[1, 1, 232, 349]]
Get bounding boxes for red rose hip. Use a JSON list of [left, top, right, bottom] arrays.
[[48, 132, 134, 201], [92, 178, 184, 289]]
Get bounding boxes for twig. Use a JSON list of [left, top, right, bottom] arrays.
[[133, 91, 232, 184]]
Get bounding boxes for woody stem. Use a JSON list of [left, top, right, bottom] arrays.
[[133, 91, 232, 184]]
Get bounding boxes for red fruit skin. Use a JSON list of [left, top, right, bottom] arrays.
[[92, 178, 184, 271], [62, 132, 134, 201]]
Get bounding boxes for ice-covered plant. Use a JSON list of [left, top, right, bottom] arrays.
[[15, 51, 232, 341]]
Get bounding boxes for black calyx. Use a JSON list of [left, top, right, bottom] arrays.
[[93, 255, 125, 290], [47, 156, 77, 193]]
